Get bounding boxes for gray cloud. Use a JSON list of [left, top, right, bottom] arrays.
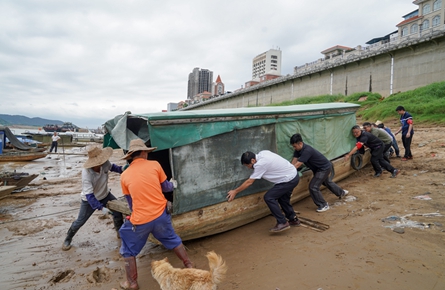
[[0, 0, 415, 127]]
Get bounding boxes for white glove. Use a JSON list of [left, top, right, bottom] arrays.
[[101, 207, 112, 215], [170, 178, 178, 189]]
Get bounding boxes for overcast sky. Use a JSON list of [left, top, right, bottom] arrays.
[[0, 0, 416, 128]]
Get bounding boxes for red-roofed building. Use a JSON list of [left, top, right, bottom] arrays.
[[321, 45, 354, 59]]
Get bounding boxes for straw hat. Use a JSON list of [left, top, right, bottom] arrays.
[[375, 120, 383, 126], [122, 139, 157, 160], [83, 146, 113, 168]]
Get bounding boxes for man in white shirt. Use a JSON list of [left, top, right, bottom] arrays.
[[227, 150, 301, 233], [49, 132, 61, 153]]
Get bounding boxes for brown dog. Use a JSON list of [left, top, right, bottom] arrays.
[[151, 251, 227, 290]]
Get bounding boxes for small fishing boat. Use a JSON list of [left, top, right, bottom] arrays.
[[0, 151, 48, 162], [104, 103, 368, 241], [1, 126, 49, 162], [0, 185, 17, 199]]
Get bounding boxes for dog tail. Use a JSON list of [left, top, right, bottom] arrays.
[[207, 251, 227, 285]]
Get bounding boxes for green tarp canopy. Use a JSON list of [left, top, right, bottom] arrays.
[[104, 103, 359, 160]]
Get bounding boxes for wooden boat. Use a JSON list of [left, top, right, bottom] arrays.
[[0, 172, 39, 190], [0, 185, 17, 199], [0, 151, 48, 162], [104, 103, 369, 241]]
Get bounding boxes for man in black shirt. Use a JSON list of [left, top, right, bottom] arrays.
[[290, 134, 348, 213], [345, 125, 400, 178]]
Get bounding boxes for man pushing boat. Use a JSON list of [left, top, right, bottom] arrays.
[[227, 150, 301, 233]]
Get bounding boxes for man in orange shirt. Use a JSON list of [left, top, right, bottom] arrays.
[[118, 139, 192, 290]]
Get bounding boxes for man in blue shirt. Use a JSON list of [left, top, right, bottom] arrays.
[[394, 106, 414, 161], [290, 134, 348, 213], [376, 121, 400, 158]]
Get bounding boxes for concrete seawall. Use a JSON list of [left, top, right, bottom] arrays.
[[185, 31, 445, 111]]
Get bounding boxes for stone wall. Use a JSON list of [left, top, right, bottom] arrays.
[[185, 31, 445, 111]]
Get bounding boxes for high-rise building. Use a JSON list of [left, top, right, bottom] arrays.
[[252, 49, 282, 80], [187, 67, 213, 99]]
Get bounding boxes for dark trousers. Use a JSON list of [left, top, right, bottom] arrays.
[[309, 168, 344, 207], [263, 174, 300, 224], [383, 143, 392, 163], [70, 193, 123, 232], [402, 134, 413, 158], [49, 141, 58, 153], [371, 146, 395, 174]]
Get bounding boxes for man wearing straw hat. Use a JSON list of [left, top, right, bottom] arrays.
[[61, 146, 124, 251], [118, 139, 192, 290]]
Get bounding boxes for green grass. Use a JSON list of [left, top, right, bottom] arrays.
[[270, 81, 445, 124]]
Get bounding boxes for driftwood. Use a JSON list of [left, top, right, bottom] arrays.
[[107, 200, 131, 216], [297, 216, 330, 232]]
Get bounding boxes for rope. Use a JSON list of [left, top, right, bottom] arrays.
[[0, 208, 78, 225]]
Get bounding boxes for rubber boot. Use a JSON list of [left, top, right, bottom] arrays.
[[120, 256, 139, 290], [173, 243, 193, 268], [62, 227, 77, 251]]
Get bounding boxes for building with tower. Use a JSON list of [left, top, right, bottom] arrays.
[[212, 75, 225, 96]]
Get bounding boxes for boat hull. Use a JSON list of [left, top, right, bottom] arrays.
[[0, 185, 17, 199], [0, 174, 39, 190], [108, 152, 370, 241], [170, 152, 370, 241], [0, 152, 48, 162]]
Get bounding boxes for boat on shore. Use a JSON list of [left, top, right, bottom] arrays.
[[43, 122, 79, 133], [1, 126, 48, 162], [0, 185, 17, 199], [0, 151, 48, 162], [104, 103, 368, 241], [0, 172, 39, 190]]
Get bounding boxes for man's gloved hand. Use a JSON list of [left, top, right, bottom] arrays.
[[101, 207, 112, 215], [170, 178, 178, 189]]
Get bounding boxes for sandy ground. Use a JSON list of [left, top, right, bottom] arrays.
[[1, 124, 445, 290]]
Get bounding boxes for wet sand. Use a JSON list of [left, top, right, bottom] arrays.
[[1, 125, 444, 290]]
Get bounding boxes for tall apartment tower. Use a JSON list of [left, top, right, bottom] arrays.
[[252, 49, 282, 79], [187, 67, 213, 99]]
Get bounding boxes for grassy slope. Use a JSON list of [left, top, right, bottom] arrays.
[[271, 81, 445, 125]]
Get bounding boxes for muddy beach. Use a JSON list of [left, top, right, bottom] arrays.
[[1, 124, 444, 290]]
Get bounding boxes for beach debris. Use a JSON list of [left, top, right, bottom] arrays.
[[413, 194, 432, 200], [382, 212, 442, 230], [381, 216, 401, 222], [344, 195, 357, 202], [393, 227, 405, 234], [297, 216, 330, 232]]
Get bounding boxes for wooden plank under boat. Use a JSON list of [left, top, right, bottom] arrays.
[[0, 185, 17, 199], [104, 103, 370, 241], [0, 172, 39, 190], [0, 152, 48, 162]]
